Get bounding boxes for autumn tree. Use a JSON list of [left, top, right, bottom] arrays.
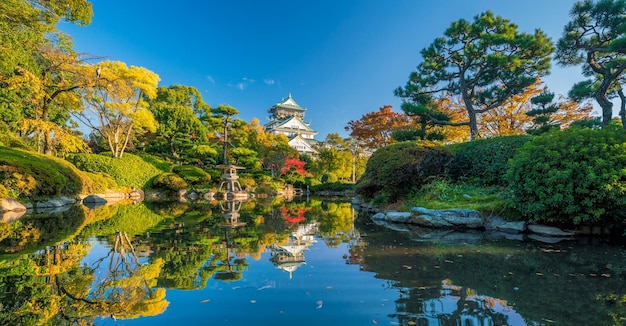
[[526, 92, 594, 134], [345, 105, 411, 151], [76, 61, 160, 158], [395, 11, 554, 140], [10, 41, 95, 155], [0, 0, 93, 154], [556, 0, 626, 128], [479, 81, 543, 137]]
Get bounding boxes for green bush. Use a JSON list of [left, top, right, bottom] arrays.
[[68, 153, 165, 189], [448, 135, 531, 186], [153, 173, 188, 192], [172, 165, 211, 185], [254, 173, 273, 184], [506, 126, 626, 226], [321, 173, 338, 183], [355, 141, 454, 202]]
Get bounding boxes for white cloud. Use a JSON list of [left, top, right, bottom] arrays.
[[227, 82, 245, 90]]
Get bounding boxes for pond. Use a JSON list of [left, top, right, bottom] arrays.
[[1, 197, 625, 325]]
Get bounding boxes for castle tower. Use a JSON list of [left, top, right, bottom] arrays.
[[264, 94, 318, 155]]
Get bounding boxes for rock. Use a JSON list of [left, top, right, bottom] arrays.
[[385, 211, 412, 223], [1, 198, 26, 212], [371, 212, 387, 221], [36, 199, 65, 208], [485, 216, 527, 234], [83, 195, 107, 204], [527, 224, 575, 237], [410, 207, 484, 229]]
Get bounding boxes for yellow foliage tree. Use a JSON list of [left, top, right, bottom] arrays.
[[77, 61, 160, 158]]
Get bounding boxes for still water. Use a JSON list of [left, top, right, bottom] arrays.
[[1, 197, 626, 325]]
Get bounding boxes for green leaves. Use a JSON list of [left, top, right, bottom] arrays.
[[397, 10, 554, 140], [506, 126, 626, 225]]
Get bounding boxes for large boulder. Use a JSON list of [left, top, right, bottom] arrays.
[[485, 216, 527, 234], [410, 207, 484, 229]]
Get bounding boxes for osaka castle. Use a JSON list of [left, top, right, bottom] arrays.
[[264, 93, 318, 155]]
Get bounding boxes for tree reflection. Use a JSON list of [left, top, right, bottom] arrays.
[[56, 231, 168, 322]]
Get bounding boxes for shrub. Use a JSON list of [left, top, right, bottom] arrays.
[[355, 141, 454, 202], [152, 173, 188, 192], [254, 173, 273, 184], [172, 165, 211, 185], [506, 126, 626, 226], [68, 153, 165, 189], [321, 173, 338, 183], [448, 135, 531, 186]]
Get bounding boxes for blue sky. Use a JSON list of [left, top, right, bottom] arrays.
[[60, 0, 585, 139]]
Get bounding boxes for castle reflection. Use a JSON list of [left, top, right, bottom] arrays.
[[268, 223, 318, 279]]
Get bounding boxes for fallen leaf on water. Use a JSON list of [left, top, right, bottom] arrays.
[[408, 321, 417, 325], [200, 299, 210, 303]]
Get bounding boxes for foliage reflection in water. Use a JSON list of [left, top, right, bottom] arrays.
[[0, 198, 625, 325]]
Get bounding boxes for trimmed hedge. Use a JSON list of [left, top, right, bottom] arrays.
[[355, 141, 454, 202], [68, 153, 165, 189], [448, 135, 531, 186], [152, 173, 188, 193], [172, 165, 211, 185], [506, 126, 626, 226]]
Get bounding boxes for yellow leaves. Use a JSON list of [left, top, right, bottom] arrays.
[[132, 107, 158, 133]]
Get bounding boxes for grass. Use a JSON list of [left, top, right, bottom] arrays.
[[402, 179, 522, 219]]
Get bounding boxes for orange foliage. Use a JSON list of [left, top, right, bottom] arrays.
[[346, 105, 412, 150]]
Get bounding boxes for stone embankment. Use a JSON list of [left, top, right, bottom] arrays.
[[351, 197, 588, 243], [1, 189, 144, 222]]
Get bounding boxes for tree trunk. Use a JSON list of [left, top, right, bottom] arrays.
[[618, 88, 626, 129], [42, 103, 53, 155], [596, 79, 614, 127]]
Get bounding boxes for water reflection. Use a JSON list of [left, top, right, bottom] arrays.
[[0, 198, 625, 325], [268, 223, 318, 279], [391, 280, 523, 325]]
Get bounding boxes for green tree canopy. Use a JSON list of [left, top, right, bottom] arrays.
[[556, 0, 626, 127], [395, 11, 554, 140]]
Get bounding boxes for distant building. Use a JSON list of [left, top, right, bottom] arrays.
[[264, 94, 318, 155]]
